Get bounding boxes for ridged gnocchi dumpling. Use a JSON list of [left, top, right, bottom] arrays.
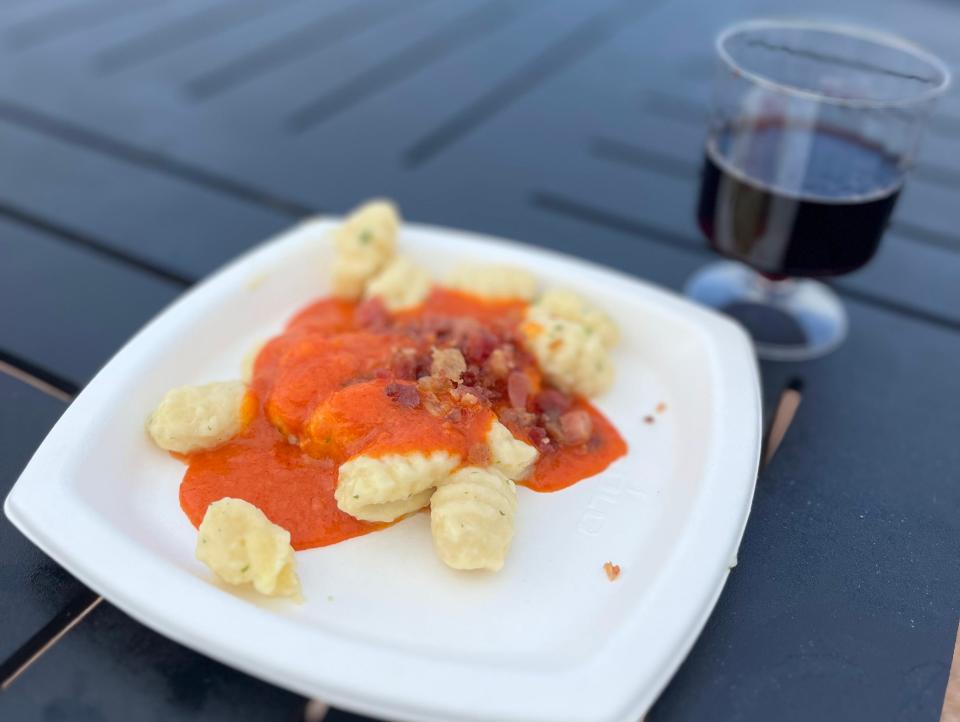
[[532, 289, 619, 347], [331, 200, 399, 299], [430, 467, 517, 571], [364, 256, 432, 311], [147, 381, 247, 453], [335, 451, 459, 522], [486, 420, 538, 481], [196, 498, 302, 600], [520, 310, 614, 397], [447, 263, 537, 301]]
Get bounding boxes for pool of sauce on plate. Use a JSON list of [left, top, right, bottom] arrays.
[[179, 290, 626, 550]]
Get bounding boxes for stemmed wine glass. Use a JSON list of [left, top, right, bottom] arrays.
[[686, 20, 950, 360]]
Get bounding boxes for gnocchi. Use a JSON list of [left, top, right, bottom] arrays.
[[532, 288, 619, 347], [364, 256, 432, 311], [331, 199, 400, 299], [335, 450, 459, 522], [430, 466, 517, 571], [147, 381, 247, 453], [447, 263, 537, 301], [520, 310, 614, 397], [486, 420, 538, 481], [196, 498, 302, 600]]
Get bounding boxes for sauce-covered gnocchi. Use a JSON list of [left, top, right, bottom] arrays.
[[149, 200, 627, 597]]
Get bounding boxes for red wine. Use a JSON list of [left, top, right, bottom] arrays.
[[697, 122, 903, 278]]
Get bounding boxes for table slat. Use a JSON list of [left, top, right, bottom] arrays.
[[0, 218, 181, 387], [0, 118, 294, 281]]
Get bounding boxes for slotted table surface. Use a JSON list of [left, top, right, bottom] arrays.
[[1, 1, 959, 720]]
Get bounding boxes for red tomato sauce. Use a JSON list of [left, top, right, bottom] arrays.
[[179, 290, 626, 550], [515, 399, 626, 492]]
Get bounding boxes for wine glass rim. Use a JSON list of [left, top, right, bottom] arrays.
[[716, 19, 952, 109]]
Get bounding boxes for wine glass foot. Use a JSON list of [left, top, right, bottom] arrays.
[[684, 261, 848, 361]]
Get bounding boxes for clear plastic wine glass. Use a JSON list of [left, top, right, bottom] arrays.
[[686, 20, 950, 360]]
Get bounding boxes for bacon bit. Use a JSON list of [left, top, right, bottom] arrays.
[[558, 410, 593, 445], [445, 408, 463, 423], [354, 298, 390, 329], [431, 347, 467, 382], [467, 442, 492, 466], [461, 367, 479, 386], [421, 396, 443, 417], [603, 562, 621, 581], [643, 415, 655, 425], [528, 426, 552, 452], [454, 383, 489, 401], [485, 347, 513, 379], [417, 375, 452, 417], [499, 407, 537, 429], [543, 418, 562, 442], [534, 389, 571, 417], [462, 328, 498, 365], [417, 374, 449, 393], [422, 316, 481, 347], [414, 356, 434, 379], [384, 382, 420, 408], [655, 402, 667, 414], [507, 371, 531, 410], [389, 348, 419, 380]]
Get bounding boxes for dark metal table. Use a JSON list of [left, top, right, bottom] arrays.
[[1, 1, 958, 720]]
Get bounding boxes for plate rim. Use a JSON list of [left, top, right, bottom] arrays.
[[5, 217, 761, 722]]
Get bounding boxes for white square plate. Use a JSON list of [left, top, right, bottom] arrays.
[[5, 218, 760, 722]]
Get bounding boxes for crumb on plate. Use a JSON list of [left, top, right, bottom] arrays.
[[603, 561, 621, 581], [655, 402, 667, 414], [643, 415, 655, 425]]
